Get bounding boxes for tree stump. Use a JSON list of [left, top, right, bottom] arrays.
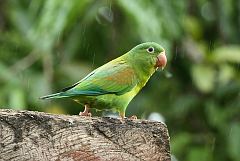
[[0, 109, 171, 161]]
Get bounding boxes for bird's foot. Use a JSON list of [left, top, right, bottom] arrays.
[[119, 112, 137, 123], [118, 115, 137, 124], [128, 115, 137, 120], [79, 104, 91, 117], [79, 111, 92, 117]]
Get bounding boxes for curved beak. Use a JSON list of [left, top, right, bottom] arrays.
[[155, 51, 167, 70]]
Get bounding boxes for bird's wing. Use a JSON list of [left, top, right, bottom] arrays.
[[62, 62, 137, 96]]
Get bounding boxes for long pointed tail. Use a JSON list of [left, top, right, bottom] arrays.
[[39, 92, 64, 99]]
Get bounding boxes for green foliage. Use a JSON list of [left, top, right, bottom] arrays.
[[0, 0, 239, 161]]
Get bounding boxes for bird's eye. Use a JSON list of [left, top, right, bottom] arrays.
[[147, 47, 154, 53]]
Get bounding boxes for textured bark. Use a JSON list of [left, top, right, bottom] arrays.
[[0, 109, 170, 161]]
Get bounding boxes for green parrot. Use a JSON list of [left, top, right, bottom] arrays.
[[40, 42, 167, 119]]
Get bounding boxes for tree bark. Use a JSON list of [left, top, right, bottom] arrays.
[[0, 109, 171, 161]]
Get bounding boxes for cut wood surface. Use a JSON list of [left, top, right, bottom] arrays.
[[0, 109, 171, 161]]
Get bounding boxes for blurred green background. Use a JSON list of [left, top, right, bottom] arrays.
[[0, 0, 240, 161]]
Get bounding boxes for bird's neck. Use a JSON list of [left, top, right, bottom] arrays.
[[136, 66, 156, 88], [129, 58, 156, 88]]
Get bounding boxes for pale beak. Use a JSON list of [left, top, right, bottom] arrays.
[[155, 51, 167, 70]]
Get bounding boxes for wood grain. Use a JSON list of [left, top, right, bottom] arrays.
[[0, 109, 170, 161]]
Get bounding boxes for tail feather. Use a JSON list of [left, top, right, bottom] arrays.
[[40, 92, 65, 99]]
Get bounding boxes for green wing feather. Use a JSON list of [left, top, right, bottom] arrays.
[[62, 61, 137, 97]]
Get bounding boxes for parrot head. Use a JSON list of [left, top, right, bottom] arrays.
[[129, 42, 167, 70]]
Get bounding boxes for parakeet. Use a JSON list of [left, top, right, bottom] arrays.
[[40, 42, 167, 119]]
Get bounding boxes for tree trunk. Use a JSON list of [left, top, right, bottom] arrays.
[[0, 109, 171, 161]]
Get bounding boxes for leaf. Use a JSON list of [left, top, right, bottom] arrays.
[[45, 104, 66, 114], [187, 147, 212, 161], [171, 133, 192, 157], [191, 64, 216, 93], [205, 101, 227, 129], [183, 16, 203, 39], [9, 88, 26, 110], [212, 46, 240, 63], [218, 64, 234, 85], [228, 123, 240, 161]]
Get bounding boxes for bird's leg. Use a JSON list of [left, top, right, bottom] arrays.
[[79, 104, 92, 117], [119, 111, 125, 120], [117, 111, 125, 123]]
